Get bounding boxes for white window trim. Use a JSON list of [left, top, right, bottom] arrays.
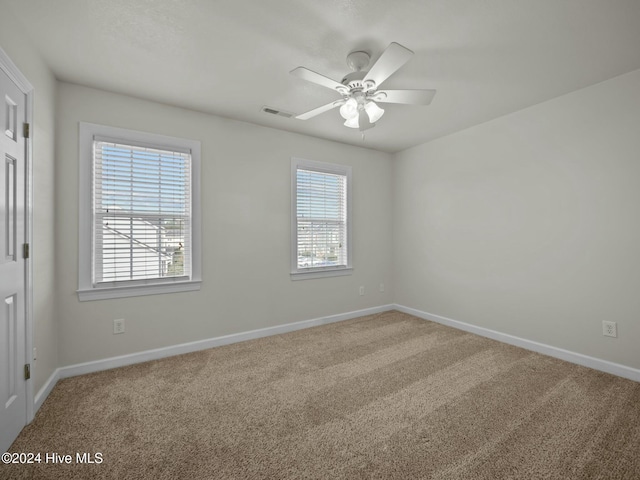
[[77, 122, 202, 301], [290, 157, 352, 280]]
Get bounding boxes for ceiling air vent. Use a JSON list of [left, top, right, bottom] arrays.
[[261, 106, 294, 118]]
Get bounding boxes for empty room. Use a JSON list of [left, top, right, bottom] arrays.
[[1, 0, 639, 478]]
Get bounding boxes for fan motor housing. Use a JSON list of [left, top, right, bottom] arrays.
[[341, 71, 366, 90], [342, 50, 373, 92]]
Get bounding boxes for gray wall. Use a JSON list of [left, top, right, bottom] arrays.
[[55, 82, 394, 366], [393, 69, 640, 369]]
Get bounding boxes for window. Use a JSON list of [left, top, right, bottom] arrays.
[[78, 123, 201, 301], [291, 158, 352, 279]]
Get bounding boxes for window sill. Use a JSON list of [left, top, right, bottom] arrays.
[[290, 267, 353, 281], [77, 280, 201, 302]]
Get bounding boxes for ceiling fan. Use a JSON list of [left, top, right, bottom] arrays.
[[290, 42, 436, 132]]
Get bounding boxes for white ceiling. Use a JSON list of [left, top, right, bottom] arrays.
[[4, 0, 640, 153]]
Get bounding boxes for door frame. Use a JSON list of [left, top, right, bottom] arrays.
[[0, 46, 35, 423]]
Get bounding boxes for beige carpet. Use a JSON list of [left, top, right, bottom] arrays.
[[5, 310, 640, 479]]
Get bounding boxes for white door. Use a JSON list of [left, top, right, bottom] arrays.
[[0, 67, 27, 453]]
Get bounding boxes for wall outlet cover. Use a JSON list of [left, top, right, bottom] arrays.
[[113, 318, 125, 334], [602, 321, 617, 338]]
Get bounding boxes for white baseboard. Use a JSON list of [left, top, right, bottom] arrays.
[[30, 304, 392, 413], [34, 368, 60, 413], [57, 304, 395, 380], [394, 304, 640, 383], [36, 302, 637, 416]]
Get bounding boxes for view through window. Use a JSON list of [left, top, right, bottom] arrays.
[[93, 141, 192, 284], [293, 158, 351, 276]]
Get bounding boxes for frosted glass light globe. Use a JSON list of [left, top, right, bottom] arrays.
[[344, 116, 359, 128], [339, 98, 358, 120], [365, 101, 385, 123]]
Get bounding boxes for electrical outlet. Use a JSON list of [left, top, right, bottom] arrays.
[[602, 321, 617, 338], [113, 318, 125, 335], [379, 283, 385, 292], [359, 286, 365, 296]]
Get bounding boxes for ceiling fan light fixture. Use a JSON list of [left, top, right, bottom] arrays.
[[339, 98, 358, 120], [290, 42, 436, 134], [364, 101, 385, 123]]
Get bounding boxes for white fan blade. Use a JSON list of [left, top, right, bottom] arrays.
[[374, 89, 436, 105], [358, 109, 375, 131], [296, 100, 345, 120], [290, 67, 345, 92], [363, 42, 413, 89]]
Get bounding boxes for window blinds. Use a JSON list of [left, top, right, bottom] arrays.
[[296, 168, 348, 269], [93, 139, 192, 284]]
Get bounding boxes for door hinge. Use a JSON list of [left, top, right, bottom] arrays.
[[23, 123, 30, 139], [23, 243, 29, 259], [24, 364, 31, 380]]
